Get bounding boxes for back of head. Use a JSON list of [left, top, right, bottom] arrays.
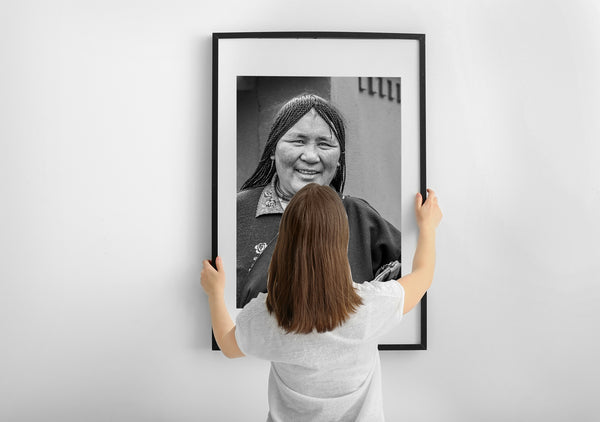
[[266, 183, 362, 334]]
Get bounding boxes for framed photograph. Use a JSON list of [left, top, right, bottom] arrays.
[[212, 32, 427, 350]]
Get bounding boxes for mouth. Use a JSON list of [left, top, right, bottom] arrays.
[[295, 169, 321, 176]]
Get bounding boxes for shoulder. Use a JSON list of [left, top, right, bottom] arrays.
[[354, 280, 404, 298], [342, 194, 382, 216], [341, 195, 389, 228], [235, 294, 269, 337], [237, 186, 264, 222], [235, 293, 281, 357], [350, 281, 405, 337], [237, 186, 263, 204], [236, 293, 269, 324], [354, 281, 405, 318]]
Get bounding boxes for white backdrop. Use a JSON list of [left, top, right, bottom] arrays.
[[1, 0, 599, 420]]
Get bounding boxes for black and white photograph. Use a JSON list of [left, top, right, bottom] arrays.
[[236, 76, 403, 307], [213, 33, 427, 349]]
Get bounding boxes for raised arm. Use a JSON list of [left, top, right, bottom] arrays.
[[201, 257, 244, 358], [398, 189, 442, 314]]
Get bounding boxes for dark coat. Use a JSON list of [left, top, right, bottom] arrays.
[[236, 185, 402, 308]]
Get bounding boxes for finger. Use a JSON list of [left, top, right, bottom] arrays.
[[216, 256, 224, 272], [415, 192, 423, 210], [426, 190, 437, 204], [202, 259, 216, 274]]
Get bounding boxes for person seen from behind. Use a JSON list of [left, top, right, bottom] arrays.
[[201, 183, 442, 421]]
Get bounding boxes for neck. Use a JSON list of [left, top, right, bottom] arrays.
[[274, 179, 293, 202]]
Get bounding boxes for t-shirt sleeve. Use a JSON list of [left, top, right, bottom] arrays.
[[234, 316, 249, 356], [354, 280, 405, 339], [234, 293, 269, 358], [234, 303, 255, 356]]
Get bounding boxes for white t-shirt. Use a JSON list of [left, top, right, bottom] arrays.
[[235, 280, 405, 422]]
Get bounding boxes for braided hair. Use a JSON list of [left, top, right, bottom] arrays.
[[240, 94, 346, 193]]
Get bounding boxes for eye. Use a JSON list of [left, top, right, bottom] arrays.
[[318, 141, 336, 148], [284, 138, 304, 145]]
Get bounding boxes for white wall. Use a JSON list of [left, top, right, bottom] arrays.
[[1, 0, 599, 420]]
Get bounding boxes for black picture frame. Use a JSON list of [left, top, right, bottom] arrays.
[[212, 32, 427, 351]]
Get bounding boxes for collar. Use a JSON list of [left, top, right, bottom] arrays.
[[255, 178, 285, 217], [254, 179, 346, 217]]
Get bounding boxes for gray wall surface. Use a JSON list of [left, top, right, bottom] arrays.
[[1, 0, 599, 421]]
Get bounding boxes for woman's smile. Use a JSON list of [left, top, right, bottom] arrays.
[[296, 168, 320, 176], [273, 109, 341, 198]]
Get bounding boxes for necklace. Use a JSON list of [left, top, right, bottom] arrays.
[[274, 177, 293, 202]]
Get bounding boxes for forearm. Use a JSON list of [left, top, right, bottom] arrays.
[[411, 226, 436, 286], [398, 190, 441, 314], [208, 294, 234, 341], [398, 226, 436, 314], [208, 294, 242, 358]]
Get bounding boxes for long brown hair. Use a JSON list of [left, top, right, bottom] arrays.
[[266, 183, 363, 334]]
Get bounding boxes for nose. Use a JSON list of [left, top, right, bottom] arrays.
[[300, 144, 319, 163]]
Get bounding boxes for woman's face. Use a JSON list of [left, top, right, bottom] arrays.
[[273, 109, 342, 198]]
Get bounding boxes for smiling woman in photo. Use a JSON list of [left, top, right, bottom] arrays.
[[236, 94, 402, 308]]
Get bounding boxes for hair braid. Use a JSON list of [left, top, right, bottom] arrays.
[[240, 94, 346, 192]]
